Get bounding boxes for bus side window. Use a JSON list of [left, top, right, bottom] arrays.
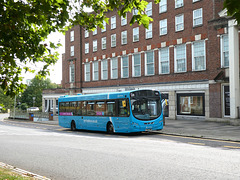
[[87, 101, 95, 116], [77, 101, 82, 116], [96, 101, 106, 116], [65, 102, 70, 112], [70, 102, 76, 115], [118, 99, 129, 117], [82, 101, 87, 116], [106, 101, 116, 116]]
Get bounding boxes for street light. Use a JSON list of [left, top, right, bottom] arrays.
[[33, 97, 36, 107]]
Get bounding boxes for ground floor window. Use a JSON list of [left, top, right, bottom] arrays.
[[177, 93, 205, 116], [223, 86, 230, 116]]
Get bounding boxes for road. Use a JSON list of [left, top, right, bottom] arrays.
[[0, 116, 240, 179]]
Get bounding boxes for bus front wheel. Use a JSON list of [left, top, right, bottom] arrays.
[[71, 121, 76, 131], [107, 122, 114, 134]]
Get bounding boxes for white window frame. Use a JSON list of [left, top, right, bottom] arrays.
[[132, 53, 141, 77], [220, 34, 229, 68], [174, 44, 187, 73], [159, 0, 167, 13], [175, 0, 184, 8], [70, 46, 74, 56], [146, 23, 152, 39], [160, 19, 167, 36], [121, 15, 127, 26], [159, 47, 170, 74], [193, 8, 203, 27], [102, 37, 106, 50], [101, 21, 106, 32], [121, 56, 129, 78], [132, 8, 138, 15], [85, 43, 89, 54], [70, 31, 74, 42], [111, 16, 116, 29], [175, 14, 184, 32], [85, 29, 89, 38], [69, 62, 75, 83], [101, 59, 108, 80], [145, 51, 155, 76], [111, 57, 118, 79], [192, 40, 206, 71], [133, 27, 139, 42], [111, 34, 116, 47], [146, 2, 152, 16], [121, 31, 127, 45], [193, 0, 200, 2], [93, 40, 97, 52], [93, 26, 97, 35], [85, 63, 90, 82], [92, 61, 99, 81]]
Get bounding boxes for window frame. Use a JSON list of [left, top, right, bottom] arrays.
[[146, 23, 152, 39], [92, 61, 99, 81], [159, 47, 170, 74], [101, 59, 108, 80], [175, 0, 184, 8], [111, 34, 116, 47], [174, 44, 187, 73], [121, 56, 129, 78], [175, 14, 184, 32], [132, 53, 141, 77], [193, 8, 203, 27], [102, 37, 106, 50], [93, 40, 97, 52], [85, 42, 89, 54], [145, 51, 155, 76], [85, 63, 90, 82], [70, 31, 74, 42], [121, 15, 127, 26], [121, 30, 127, 45], [111, 16, 116, 29], [133, 27, 139, 42], [146, 2, 152, 16], [192, 40, 206, 71], [111, 57, 118, 79], [221, 34, 229, 68], [160, 19, 167, 36], [70, 46, 74, 56]]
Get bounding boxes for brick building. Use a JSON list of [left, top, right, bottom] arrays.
[[61, 0, 240, 121]]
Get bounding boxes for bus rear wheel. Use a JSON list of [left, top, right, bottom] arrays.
[[71, 121, 76, 131], [107, 122, 114, 134]]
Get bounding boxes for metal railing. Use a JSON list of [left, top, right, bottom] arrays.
[[9, 110, 50, 121]]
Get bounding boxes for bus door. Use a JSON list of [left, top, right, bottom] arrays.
[[114, 99, 130, 131]]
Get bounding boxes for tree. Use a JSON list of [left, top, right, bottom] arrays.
[[224, 0, 240, 24], [0, 88, 14, 112], [20, 77, 58, 108]]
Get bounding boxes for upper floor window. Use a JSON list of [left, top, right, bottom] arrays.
[[145, 51, 154, 76], [93, 26, 97, 35], [175, 0, 183, 8], [159, 47, 169, 74], [146, 23, 152, 39], [132, 8, 138, 15], [121, 56, 129, 78], [111, 34, 116, 47], [132, 54, 141, 77], [101, 21, 106, 32], [175, 44, 186, 73], [92, 61, 99, 81], [70, 31, 74, 42], [69, 62, 75, 83], [85, 63, 90, 82], [192, 40, 206, 71], [193, 0, 200, 2], [101, 59, 108, 80], [193, 8, 203, 27], [111, 16, 116, 29], [85, 43, 89, 54], [102, 37, 106, 50], [160, 19, 167, 36], [111, 57, 118, 79], [85, 29, 89, 38], [175, 14, 184, 32], [121, 15, 127, 26], [93, 40, 97, 52], [133, 27, 139, 42], [221, 34, 229, 68], [146, 2, 152, 16], [121, 31, 127, 45], [70, 46, 74, 56], [159, 0, 167, 13]]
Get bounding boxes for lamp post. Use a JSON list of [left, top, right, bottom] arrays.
[[33, 97, 36, 107]]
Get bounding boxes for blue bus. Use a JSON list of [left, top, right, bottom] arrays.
[[58, 90, 164, 133]]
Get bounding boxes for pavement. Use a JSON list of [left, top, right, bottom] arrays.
[[2, 114, 240, 142]]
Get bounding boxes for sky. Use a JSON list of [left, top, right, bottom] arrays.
[[22, 32, 65, 85]]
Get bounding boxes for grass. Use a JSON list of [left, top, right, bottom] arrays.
[[0, 167, 33, 180]]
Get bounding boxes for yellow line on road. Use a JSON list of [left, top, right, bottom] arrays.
[[223, 146, 240, 149], [188, 142, 205, 146], [57, 128, 68, 131]]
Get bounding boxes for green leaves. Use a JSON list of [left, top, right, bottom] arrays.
[[224, 0, 240, 25]]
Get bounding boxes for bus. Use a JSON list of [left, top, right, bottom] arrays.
[[58, 89, 164, 133]]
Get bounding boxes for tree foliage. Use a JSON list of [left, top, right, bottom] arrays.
[[0, 88, 14, 112], [224, 0, 240, 24]]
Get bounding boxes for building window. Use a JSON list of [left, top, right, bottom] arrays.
[[111, 16, 116, 29], [102, 37, 106, 50], [121, 56, 129, 78], [121, 15, 127, 26], [175, 44, 186, 72], [159, 47, 169, 74], [177, 93, 205, 116], [132, 54, 141, 77], [92, 61, 99, 81], [146, 2, 152, 16], [101, 21, 106, 32], [85, 43, 89, 54], [121, 31, 127, 45], [85, 63, 90, 82], [111, 34, 116, 47], [175, 14, 184, 32], [69, 62, 75, 83], [132, 8, 138, 15], [70, 31, 74, 42], [111, 57, 118, 79], [159, 0, 167, 13], [93, 26, 97, 35], [192, 40, 205, 71], [146, 23, 152, 39], [101, 59, 108, 80], [175, 0, 183, 8], [93, 40, 97, 52], [160, 19, 167, 36], [70, 46, 74, 56], [133, 27, 139, 42], [193, 0, 200, 2], [85, 29, 89, 38], [145, 51, 154, 76], [193, 8, 203, 27], [221, 34, 229, 68]]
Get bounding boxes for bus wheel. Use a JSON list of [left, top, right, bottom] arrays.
[[107, 122, 114, 134], [71, 121, 76, 131]]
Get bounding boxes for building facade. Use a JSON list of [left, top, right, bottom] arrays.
[[62, 0, 240, 121]]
